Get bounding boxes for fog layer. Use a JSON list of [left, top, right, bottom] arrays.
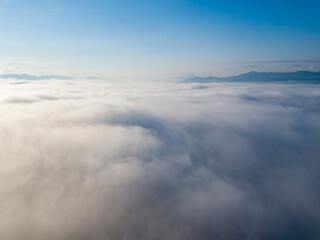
[[0, 80, 319, 240]]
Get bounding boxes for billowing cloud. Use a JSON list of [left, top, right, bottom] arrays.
[[0, 80, 319, 240]]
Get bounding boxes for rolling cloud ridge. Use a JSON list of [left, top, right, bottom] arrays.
[[0, 80, 319, 240]]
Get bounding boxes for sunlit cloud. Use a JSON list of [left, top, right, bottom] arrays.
[[0, 80, 319, 239]]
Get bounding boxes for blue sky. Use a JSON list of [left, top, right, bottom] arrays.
[[0, 0, 319, 81]]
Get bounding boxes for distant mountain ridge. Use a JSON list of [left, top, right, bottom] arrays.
[[0, 74, 106, 81], [181, 71, 320, 83], [0, 74, 75, 80]]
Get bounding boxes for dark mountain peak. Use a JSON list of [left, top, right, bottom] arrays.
[[181, 71, 320, 83], [244, 71, 259, 74]]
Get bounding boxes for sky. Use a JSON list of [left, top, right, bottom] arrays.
[[0, 0, 319, 81]]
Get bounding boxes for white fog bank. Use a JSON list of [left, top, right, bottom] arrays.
[[0, 80, 320, 240]]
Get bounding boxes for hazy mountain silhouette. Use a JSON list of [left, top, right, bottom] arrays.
[[0, 74, 75, 80], [182, 71, 320, 83]]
